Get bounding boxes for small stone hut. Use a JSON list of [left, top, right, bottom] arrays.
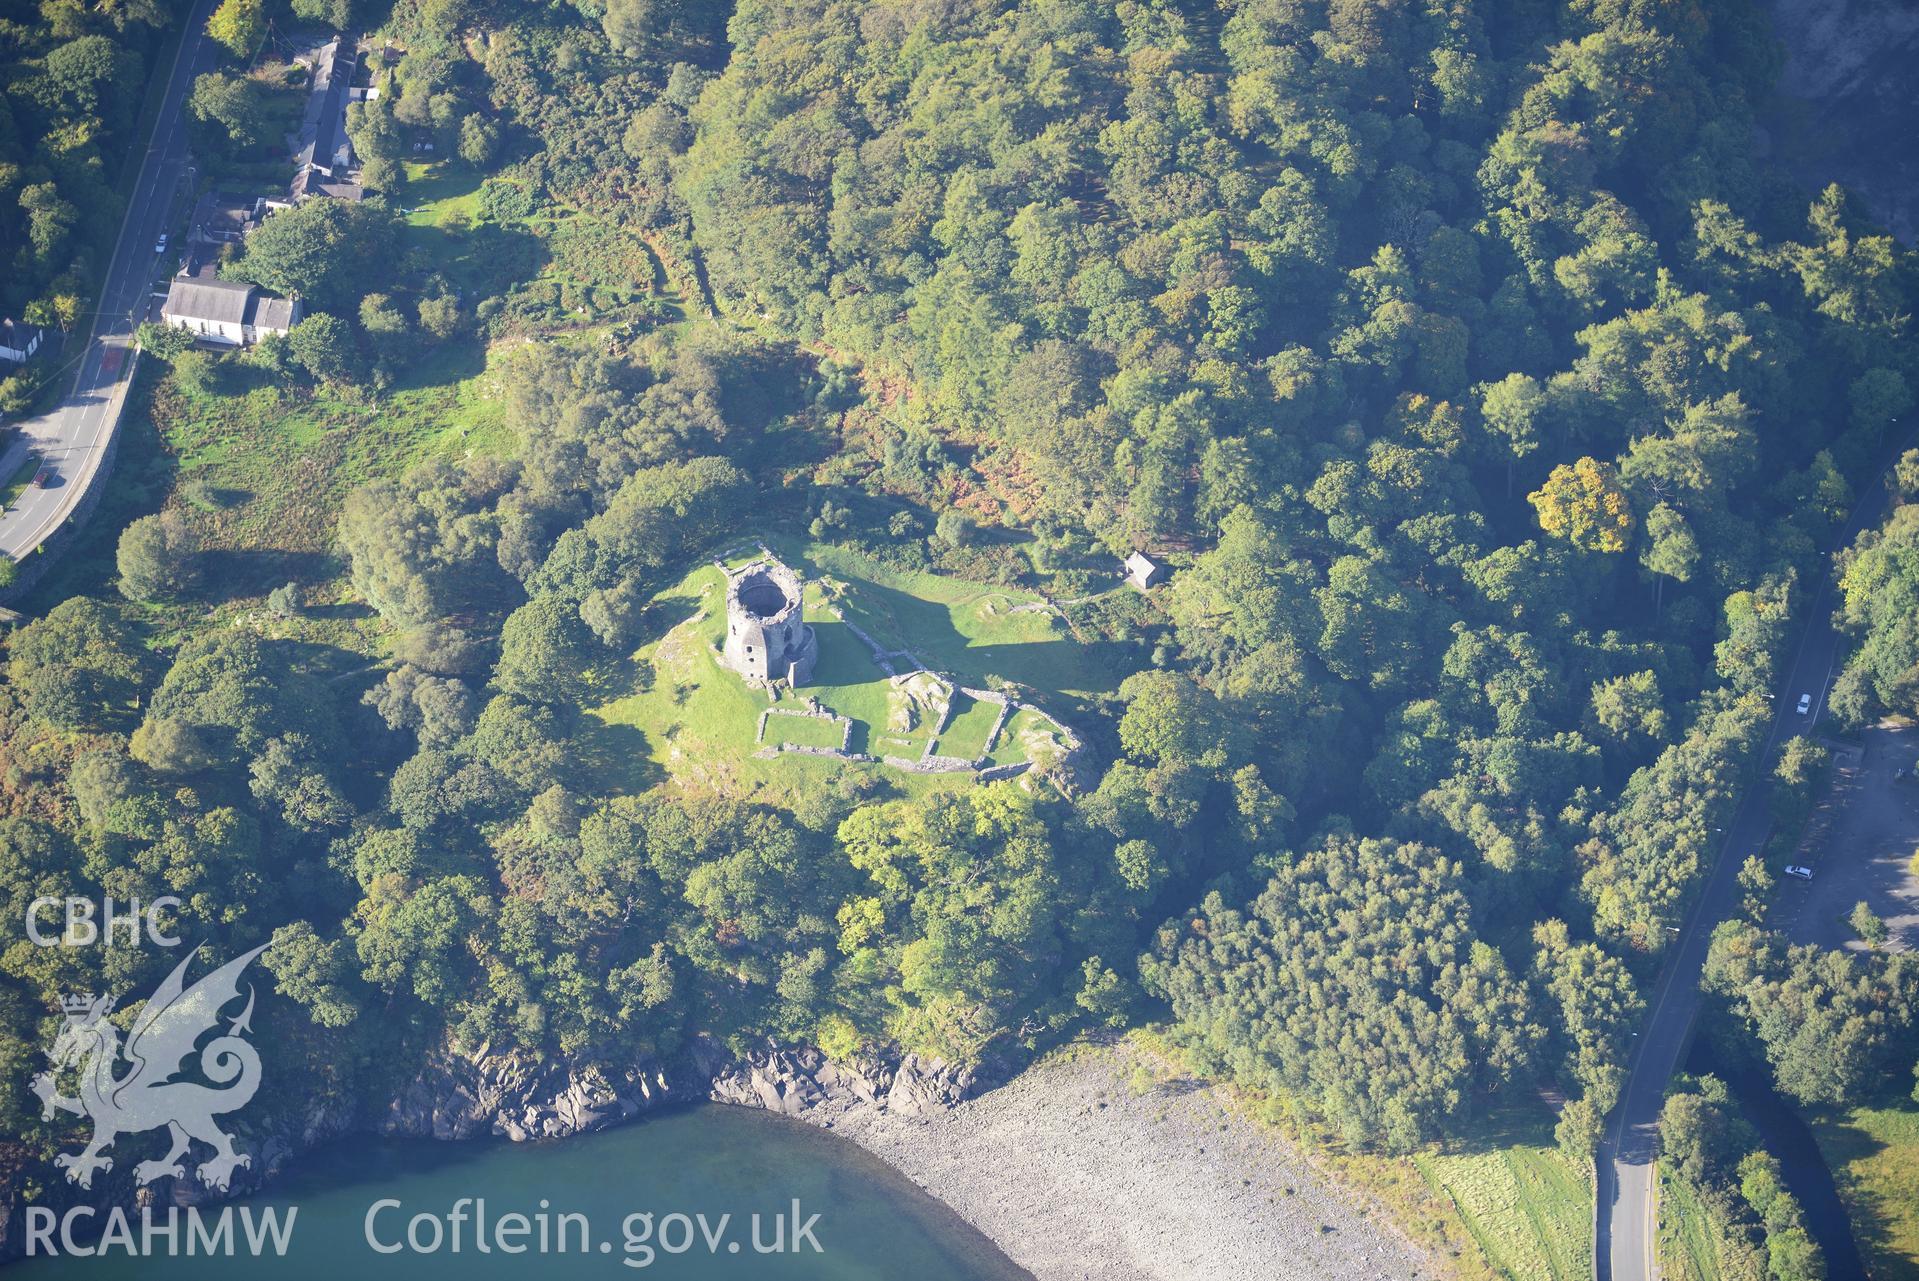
[[1123, 551, 1166, 590], [721, 558, 819, 686]]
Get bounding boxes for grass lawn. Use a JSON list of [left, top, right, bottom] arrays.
[[806, 608, 904, 746], [765, 712, 845, 750], [591, 548, 1105, 805], [986, 707, 1057, 767], [1812, 1098, 1919, 1280], [932, 691, 1002, 760], [1411, 1104, 1592, 1281], [128, 161, 552, 610], [1, 451, 40, 511], [800, 538, 1123, 705], [367, 336, 516, 458], [590, 564, 957, 803], [402, 162, 487, 226], [1655, 1163, 1722, 1281], [24, 158, 639, 620]]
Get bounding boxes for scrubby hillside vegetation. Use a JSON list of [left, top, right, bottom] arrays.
[[2, 0, 1916, 1194]]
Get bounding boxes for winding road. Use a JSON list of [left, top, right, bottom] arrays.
[[1596, 447, 1905, 1281], [0, 0, 220, 567]]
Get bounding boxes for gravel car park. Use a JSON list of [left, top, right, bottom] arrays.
[[1781, 724, 1919, 952]]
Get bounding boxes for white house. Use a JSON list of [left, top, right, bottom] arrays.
[[160, 278, 302, 346], [0, 318, 47, 364]]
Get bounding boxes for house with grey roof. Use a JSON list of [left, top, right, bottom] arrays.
[[160, 278, 301, 346], [290, 34, 363, 204], [1123, 551, 1166, 591], [298, 177, 365, 203], [188, 191, 271, 247]]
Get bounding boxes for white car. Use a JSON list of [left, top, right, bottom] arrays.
[[154, 232, 168, 255], [1795, 693, 1812, 715], [1784, 865, 1814, 880]]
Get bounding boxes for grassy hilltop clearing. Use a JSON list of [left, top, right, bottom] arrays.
[[594, 539, 1105, 802]]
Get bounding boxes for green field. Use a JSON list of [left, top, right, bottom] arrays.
[[0, 450, 38, 511], [809, 541, 1119, 701], [107, 159, 541, 616], [590, 543, 1098, 804], [932, 691, 1002, 761], [764, 711, 846, 750], [1813, 1099, 1919, 1280], [1412, 1106, 1593, 1281], [991, 707, 1085, 768], [152, 339, 515, 592], [1655, 1162, 1723, 1281]]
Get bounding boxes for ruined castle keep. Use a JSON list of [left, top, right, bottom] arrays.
[[721, 558, 818, 687]]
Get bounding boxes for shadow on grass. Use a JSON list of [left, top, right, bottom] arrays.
[[808, 618, 884, 686], [1806, 1101, 1910, 1277], [843, 715, 875, 758], [304, 599, 376, 622], [199, 548, 338, 601], [1429, 1094, 1562, 1157], [569, 715, 663, 796], [185, 484, 253, 510], [401, 220, 545, 320], [812, 562, 1136, 700], [631, 594, 703, 660], [382, 334, 488, 396], [281, 636, 389, 685]]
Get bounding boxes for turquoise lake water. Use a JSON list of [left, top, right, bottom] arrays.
[[18, 1105, 1033, 1280]]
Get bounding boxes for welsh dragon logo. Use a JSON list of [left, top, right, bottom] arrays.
[[31, 944, 270, 1192]]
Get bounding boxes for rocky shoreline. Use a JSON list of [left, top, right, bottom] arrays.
[[372, 1035, 981, 1141], [725, 1041, 1440, 1281], [3, 1038, 1435, 1280]]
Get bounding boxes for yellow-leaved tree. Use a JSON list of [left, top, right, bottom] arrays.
[[205, 0, 262, 59], [1528, 456, 1634, 553]]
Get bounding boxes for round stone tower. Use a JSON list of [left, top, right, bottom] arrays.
[[721, 559, 818, 687]]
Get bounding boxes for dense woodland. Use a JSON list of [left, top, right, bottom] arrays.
[[0, 0, 182, 412], [2, 0, 1918, 1202]]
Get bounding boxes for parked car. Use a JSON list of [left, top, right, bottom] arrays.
[[1784, 865, 1814, 880], [1795, 693, 1813, 715], [30, 466, 50, 489], [154, 232, 168, 255]]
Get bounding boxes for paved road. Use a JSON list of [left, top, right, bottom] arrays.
[[1596, 453, 1906, 1281], [0, 0, 220, 565]]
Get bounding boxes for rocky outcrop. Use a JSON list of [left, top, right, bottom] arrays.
[[701, 1043, 982, 1121], [382, 1048, 680, 1141], [380, 1039, 988, 1144]]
